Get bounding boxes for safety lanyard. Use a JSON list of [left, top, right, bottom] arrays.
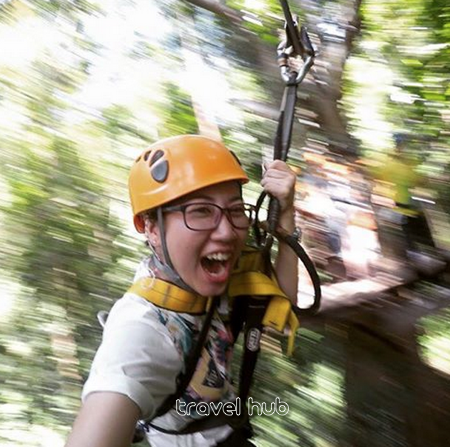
[[240, 0, 319, 407]]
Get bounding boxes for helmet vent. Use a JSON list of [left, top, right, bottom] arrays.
[[143, 150, 152, 162], [150, 150, 164, 165], [151, 160, 169, 183]]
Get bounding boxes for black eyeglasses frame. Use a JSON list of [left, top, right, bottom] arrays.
[[162, 202, 255, 231]]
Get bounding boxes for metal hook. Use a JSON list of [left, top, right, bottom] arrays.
[[278, 24, 315, 85]]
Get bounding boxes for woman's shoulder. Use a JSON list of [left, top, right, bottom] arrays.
[[104, 257, 166, 327], [105, 292, 166, 334]]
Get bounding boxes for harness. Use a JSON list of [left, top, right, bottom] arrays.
[[131, 247, 295, 328], [129, 245, 298, 438]]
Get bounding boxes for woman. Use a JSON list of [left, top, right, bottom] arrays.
[[66, 135, 298, 447]]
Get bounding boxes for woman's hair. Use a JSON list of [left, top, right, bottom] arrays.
[[142, 209, 157, 222], [140, 210, 157, 248]]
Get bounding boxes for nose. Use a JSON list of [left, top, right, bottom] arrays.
[[212, 211, 238, 240]]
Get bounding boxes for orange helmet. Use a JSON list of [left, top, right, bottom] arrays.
[[129, 135, 248, 232]]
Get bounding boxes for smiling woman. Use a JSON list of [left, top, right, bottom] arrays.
[[147, 181, 249, 297], [65, 134, 298, 447]]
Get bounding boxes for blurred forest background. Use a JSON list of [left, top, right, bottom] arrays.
[[1, 0, 450, 446]]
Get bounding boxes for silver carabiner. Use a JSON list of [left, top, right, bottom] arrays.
[[277, 19, 315, 85]]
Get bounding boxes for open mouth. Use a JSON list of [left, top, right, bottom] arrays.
[[201, 252, 231, 279]]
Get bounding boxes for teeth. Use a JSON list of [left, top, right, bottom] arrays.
[[206, 252, 230, 261]]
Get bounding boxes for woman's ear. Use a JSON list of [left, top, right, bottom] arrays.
[[143, 216, 160, 250]]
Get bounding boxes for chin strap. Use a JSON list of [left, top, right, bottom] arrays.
[[154, 207, 198, 294]]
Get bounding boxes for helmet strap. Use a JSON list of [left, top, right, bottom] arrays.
[[155, 207, 197, 294], [156, 207, 174, 271]]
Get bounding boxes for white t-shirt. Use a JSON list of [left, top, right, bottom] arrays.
[[82, 259, 235, 447]]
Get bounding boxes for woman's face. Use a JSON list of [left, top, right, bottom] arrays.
[[149, 181, 248, 297]]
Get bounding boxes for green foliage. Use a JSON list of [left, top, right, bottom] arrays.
[[344, 0, 450, 213], [30, 0, 102, 20], [100, 104, 153, 142], [0, 131, 128, 436], [0, 0, 449, 445], [0, 4, 138, 442], [230, 328, 346, 446], [226, 0, 289, 46], [157, 82, 199, 138]]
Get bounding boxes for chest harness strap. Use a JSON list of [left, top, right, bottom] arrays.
[[129, 246, 298, 438]]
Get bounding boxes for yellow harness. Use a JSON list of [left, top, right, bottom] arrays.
[[128, 246, 299, 355]]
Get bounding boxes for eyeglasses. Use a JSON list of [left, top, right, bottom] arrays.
[[162, 202, 255, 231]]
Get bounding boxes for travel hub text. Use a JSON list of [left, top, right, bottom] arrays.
[[175, 397, 289, 417]]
